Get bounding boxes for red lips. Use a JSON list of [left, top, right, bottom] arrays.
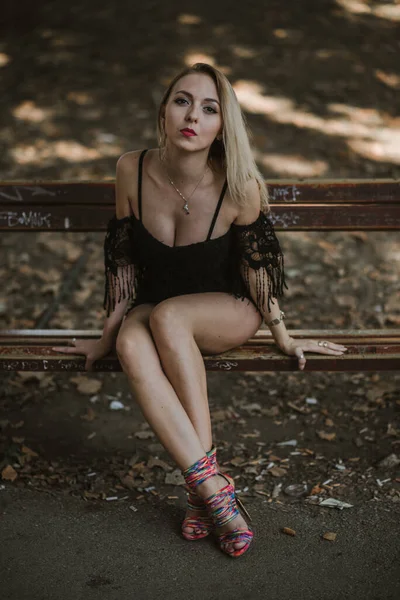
[[180, 128, 197, 136]]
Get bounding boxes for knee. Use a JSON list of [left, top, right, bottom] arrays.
[[115, 329, 136, 363], [149, 302, 188, 347]]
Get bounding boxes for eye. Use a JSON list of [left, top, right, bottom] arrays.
[[204, 106, 217, 114], [175, 97, 188, 105]]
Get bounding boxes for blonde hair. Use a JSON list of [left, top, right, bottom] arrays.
[[157, 63, 270, 212]]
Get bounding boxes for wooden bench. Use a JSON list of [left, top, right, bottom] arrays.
[[1, 180, 399, 372]]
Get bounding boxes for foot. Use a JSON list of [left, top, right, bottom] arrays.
[[196, 474, 249, 554], [182, 504, 211, 537]]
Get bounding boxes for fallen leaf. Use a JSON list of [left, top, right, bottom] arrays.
[[317, 430, 336, 441], [70, 376, 102, 395], [269, 466, 287, 477], [21, 445, 38, 457], [282, 527, 296, 536], [322, 532, 337, 541], [230, 456, 246, 466], [2, 465, 18, 481], [147, 457, 172, 471], [165, 469, 185, 485]]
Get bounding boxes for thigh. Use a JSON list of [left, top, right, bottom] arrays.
[[151, 293, 263, 355]]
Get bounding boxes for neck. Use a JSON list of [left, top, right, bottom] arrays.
[[160, 142, 211, 186]]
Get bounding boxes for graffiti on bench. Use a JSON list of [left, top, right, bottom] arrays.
[[207, 360, 239, 371], [268, 211, 302, 228], [0, 185, 57, 202], [0, 211, 52, 228], [269, 185, 301, 203]]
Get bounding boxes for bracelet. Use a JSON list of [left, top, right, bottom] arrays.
[[265, 310, 285, 327]]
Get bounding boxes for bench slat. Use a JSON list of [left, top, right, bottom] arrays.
[[0, 343, 399, 372], [1, 203, 398, 231], [1, 328, 399, 341], [1, 180, 399, 204]]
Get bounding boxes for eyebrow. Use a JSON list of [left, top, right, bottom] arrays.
[[174, 90, 220, 105]]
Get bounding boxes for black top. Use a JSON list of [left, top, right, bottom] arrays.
[[103, 149, 288, 317]]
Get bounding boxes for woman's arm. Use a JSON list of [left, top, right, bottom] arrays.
[[233, 179, 290, 350], [232, 180, 347, 369], [103, 153, 139, 324]]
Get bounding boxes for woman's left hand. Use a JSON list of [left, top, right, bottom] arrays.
[[280, 337, 348, 370]]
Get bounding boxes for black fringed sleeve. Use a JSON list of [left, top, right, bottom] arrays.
[[231, 210, 289, 315], [103, 216, 138, 317]]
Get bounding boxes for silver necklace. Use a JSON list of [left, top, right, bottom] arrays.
[[164, 165, 208, 215]]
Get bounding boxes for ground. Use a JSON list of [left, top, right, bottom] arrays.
[[0, 1, 399, 599]]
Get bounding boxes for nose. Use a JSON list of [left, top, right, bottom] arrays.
[[186, 104, 199, 123]]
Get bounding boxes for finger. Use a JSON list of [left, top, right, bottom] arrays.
[[308, 341, 346, 355], [85, 359, 93, 371], [294, 347, 306, 370]]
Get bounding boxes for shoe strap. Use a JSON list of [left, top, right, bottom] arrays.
[[182, 454, 216, 490], [204, 483, 240, 528]]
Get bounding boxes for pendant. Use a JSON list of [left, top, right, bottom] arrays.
[[183, 203, 190, 215]]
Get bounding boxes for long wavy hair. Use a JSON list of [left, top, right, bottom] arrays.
[[156, 63, 270, 212]]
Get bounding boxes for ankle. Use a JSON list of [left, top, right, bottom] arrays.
[[195, 474, 225, 500]]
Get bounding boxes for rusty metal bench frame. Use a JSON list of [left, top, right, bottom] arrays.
[[1, 180, 399, 372]]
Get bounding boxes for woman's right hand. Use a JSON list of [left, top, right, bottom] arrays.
[[52, 337, 114, 371]]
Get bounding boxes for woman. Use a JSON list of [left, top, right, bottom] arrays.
[[53, 63, 347, 558]]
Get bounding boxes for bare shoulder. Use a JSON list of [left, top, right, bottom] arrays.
[[116, 149, 143, 173], [232, 178, 261, 226], [114, 150, 144, 218]]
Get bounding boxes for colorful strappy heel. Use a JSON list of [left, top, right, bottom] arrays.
[[182, 454, 254, 558], [181, 445, 218, 540]]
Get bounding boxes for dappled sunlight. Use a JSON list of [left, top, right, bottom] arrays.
[[348, 132, 400, 163], [177, 14, 202, 25], [11, 138, 123, 166], [234, 80, 400, 164], [254, 150, 329, 177], [336, 0, 400, 21], [183, 51, 232, 75], [0, 52, 11, 67], [231, 46, 259, 59], [13, 100, 54, 124], [184, 51, 216, 67], [375, 70, 400, 90]]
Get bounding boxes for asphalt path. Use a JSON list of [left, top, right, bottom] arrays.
[[1, 485, 399, 600]]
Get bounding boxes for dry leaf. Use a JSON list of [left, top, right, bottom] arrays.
[[287, 401, 310, 414], [21, 445, 38, 457], [269, 466, 287, 477], [230, 456, 246, 466], [2, 465, 18, 481], [317, 430, 336, 441], [147, 457, 172, 471], [282, 527, 296, 536], [165, 469, 185, 485], [310, 483, 324, 495], [322, 532, 337, 541], [70, 376, 102, 395]]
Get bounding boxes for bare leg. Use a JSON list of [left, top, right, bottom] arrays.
[[148, 293, 263, 550], [116, 305, 209, 471]]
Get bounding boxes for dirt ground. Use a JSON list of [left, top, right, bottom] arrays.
[[1, 0, 400, 553]]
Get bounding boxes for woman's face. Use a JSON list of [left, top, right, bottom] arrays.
[[162, 73, 222, 152]]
